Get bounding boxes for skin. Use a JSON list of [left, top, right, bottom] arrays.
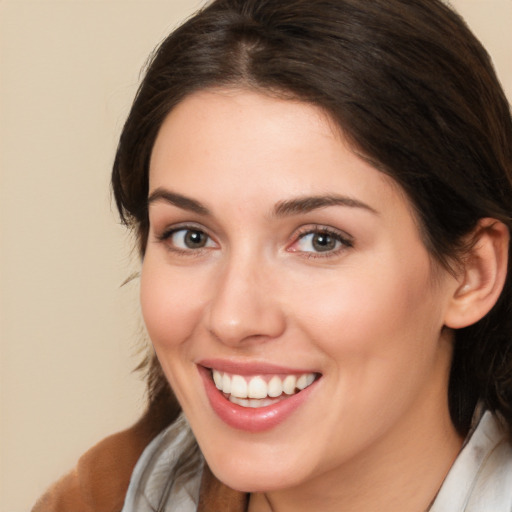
[[141, 89, 464, 511]]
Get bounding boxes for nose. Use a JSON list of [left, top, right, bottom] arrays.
[[205, 255, 286, 347]]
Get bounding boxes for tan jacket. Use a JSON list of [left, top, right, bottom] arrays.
[[32, 411, 164, 512], [32, 357, 247, 512], [32, 411, 246, 512]]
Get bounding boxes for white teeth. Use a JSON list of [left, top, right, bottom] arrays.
[[231, 375, 248, 398], [296, 374, 308, 390], [211, 370, 317, 403], [213, 370, 223, 389], [229, 396, 284, 408], [222, 373, 231, 394], [297, 373, 315, 390], [283, 375, 297, 395], [268, 376, 283, 397], [248, 376, 268, 399]]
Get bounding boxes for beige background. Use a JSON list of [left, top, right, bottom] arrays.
[[0, 1, 510, 511]]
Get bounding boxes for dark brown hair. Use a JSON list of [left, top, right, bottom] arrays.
[[112, 0, 512, 436]]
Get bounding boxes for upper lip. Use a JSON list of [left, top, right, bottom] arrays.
[[198, 358, 318, 376]]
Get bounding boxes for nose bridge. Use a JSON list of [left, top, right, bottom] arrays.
[[206, 246, 285, 346]]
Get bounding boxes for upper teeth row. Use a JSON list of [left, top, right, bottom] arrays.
[[212, 370, 316, 399]]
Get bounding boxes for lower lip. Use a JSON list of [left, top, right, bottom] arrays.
[[198, 366, 318, 432]]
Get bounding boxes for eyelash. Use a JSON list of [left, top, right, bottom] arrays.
[[290, 225, 354, 259], [155, 224, 217, 257], [154, 224, 353, 258]]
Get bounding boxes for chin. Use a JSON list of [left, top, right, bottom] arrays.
[[203, 449, 309, 493]]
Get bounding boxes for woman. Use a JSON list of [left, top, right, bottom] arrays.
[[34, 0, 512, 510]]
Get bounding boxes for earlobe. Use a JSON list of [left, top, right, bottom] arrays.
[[444, 218, 509, 329]]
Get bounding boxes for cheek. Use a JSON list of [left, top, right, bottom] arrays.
[[292, 253, 439, 364], [140, 259, 206, 350]]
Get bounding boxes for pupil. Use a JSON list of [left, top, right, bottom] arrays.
[[313, 233, 335, 252], [185, 230, 206, 248]]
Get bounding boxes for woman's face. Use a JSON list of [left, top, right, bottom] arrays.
[[142, 89, 459, 493]]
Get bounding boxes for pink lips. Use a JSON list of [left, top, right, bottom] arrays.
[[197, 361, 319, 432]]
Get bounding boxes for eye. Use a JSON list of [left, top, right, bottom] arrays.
[[289, 227, 353, 256], [297, 232, 341, 252], [162, 227, 216, 251]]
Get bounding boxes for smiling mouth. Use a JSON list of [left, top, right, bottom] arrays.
[[211, 369, 318, 409]]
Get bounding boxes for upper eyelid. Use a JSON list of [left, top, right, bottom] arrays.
[[288, 224, 354, 255], [155, 222, 212, 238], [148, 209, 223, 237], [152, 220, 353, 250], [155, 225, 218, 255], [156, 223, 351, 237], [293, 224, 353, 242]]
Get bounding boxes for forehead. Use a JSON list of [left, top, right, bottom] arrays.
[[150, 88, 336, 177], [149, 88, 410, 221]]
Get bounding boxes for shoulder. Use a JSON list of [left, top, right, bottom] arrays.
[[121, 414, 203, 512], [431, 410, 512, 512], [32, 421, 155, 512]]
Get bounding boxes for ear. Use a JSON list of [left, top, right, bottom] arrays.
[[444, 218, 509, 329]]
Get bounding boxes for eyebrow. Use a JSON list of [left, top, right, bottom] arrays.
[[272, 195, 378, 217], [147, 188, 210, 215], [147, 188, 377, 217]]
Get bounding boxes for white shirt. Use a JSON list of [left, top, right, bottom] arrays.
[[431, 410, 512, 511], [122, 411, 512, 511]]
